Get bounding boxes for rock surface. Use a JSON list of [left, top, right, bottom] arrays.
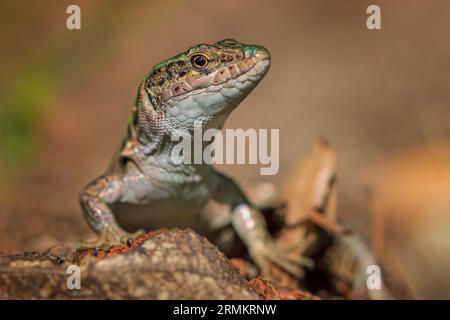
[[0, 228, 260, 299]]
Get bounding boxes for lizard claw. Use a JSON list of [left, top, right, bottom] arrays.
[[77, 226, 145, 251], [250, 240, 315, 280]]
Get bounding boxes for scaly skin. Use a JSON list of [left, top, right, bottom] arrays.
[[79, 39, 305, 278]]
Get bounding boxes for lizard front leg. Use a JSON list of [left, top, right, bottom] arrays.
[[79, 175, 143, 250], [212, 171, 313, 279]]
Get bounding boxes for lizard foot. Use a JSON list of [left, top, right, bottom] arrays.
[[251, 240, 315, 280], [77, 226, 145, 251]]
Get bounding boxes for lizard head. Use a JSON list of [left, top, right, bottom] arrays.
[[137, 39, 270, 130]]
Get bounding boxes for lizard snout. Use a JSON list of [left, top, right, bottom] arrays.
[[245, 45, 271, 62]]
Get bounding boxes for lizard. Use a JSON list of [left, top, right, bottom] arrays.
[[79, 39, 308, 277]]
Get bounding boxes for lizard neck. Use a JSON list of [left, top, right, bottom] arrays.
[[134, 83, 231, 160]]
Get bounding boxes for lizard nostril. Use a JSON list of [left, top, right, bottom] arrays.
[[245, 45, 270, 61], [244, 46, 257, 57]]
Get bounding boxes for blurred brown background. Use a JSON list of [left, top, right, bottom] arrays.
[[0, 0, 449, 298]]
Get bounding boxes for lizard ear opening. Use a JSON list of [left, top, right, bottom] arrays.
[[136, 81, 157, 112]]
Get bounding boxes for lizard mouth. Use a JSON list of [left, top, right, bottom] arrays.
[[247, 58, 271, 79], [163, 58, 270, 119], [144, 43, 272, 111], [143, 44, 272, 128], [169, 56, 271, 105], [212, 45, 271, 90]]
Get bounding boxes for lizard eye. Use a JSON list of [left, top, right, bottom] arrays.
[[190, 54, 209, 70]]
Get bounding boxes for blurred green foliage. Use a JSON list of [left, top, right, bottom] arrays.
[[0, 68, 54, 182], [0, 1, 136, 186]]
